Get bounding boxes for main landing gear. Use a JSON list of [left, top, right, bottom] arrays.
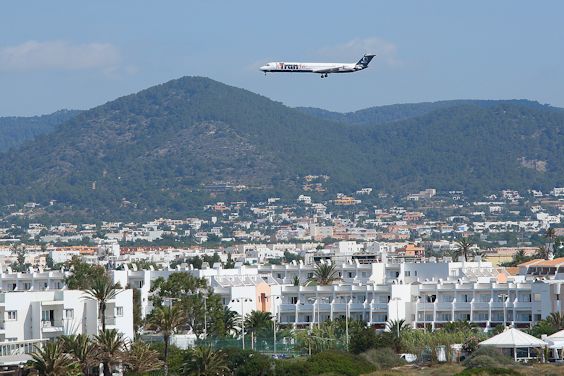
[[320, 73, 328, 78]]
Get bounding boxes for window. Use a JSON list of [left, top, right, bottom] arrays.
[[405, 271, 411, 277], [23, 282, 31, 290], [290, 296, 298, 304], [7, 311, 17, 320], [414, 271, 418, 276], [116, 307, 124, 317], [533, 294, 541, 302], [65, 309, 74, 319]]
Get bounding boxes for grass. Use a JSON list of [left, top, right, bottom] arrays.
[[361, 363, 563, 376]]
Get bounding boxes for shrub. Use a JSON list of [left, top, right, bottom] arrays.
[[223, 347, 272, 376], [464, 347, 513, 367], [307, 350, 375, 376], [273, 358, 309, 376], [361, 347, 406, 370], [350, 327, 378, 354], [456, 367, 522, 376], [463, 355, 501, 369]]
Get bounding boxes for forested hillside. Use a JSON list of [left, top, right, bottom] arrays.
[[0, 110, 80, 152], [0, 76, 561, 219]]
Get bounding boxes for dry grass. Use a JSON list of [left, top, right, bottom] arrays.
[[362, 363, 564, 376]]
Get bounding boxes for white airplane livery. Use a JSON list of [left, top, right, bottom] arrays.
[[260, 54, 375, 78]]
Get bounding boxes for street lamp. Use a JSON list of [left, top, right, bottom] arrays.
[[231, 297, 253, 350], [345, 297, 350, 351], [266, 294, 281, 354]]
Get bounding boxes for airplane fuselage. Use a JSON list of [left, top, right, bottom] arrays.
[[261, 62, 360, 73], [260, 54, 375, 78]]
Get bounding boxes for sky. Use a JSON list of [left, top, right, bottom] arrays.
[[1, 1, 564, 116]]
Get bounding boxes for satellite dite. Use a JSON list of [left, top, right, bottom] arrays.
[[260, 54, 375, 78]]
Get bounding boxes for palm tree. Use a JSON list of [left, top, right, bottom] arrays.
[[546, 312, 564, 330], [29, 341, 80, 376], [147, 304, 187, 376], [454, 237, 474, 261], [125, 341, 164, 374], [546, 227, 556, 257], [182, 345, 229, 376], [292, 275, 301, 286], [84, 275, 121, 332], [244, 310, 272, 350], [308, 263, 339, 286], [61, 334, 98, 376], [94, 329, 127, 376], [535, 244, 551, 260], [385, 319, 410, 352], [221, 306, 240, 337], [546, 227, 556, 243]]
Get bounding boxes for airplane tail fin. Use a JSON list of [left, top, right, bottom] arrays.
[[356, 54, 375, 68]]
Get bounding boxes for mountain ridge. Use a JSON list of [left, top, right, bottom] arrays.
[[0, 76, 562, 219]]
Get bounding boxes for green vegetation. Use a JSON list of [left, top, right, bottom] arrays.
[[0, 109, 80, 152], [0, 77, 562, 220]]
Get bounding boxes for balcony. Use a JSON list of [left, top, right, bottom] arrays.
[[472, 302, 490, 310], [436, 302, 453, 310], [41, 320, 63, 333], [453, 302, 472, 310], [371, 303, 388, 311], [0, 339, 47, 357]]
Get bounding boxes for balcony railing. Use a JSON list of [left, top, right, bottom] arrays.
[[0, 339, 47, 357]]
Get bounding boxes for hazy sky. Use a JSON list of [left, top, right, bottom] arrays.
[[1, 1, 564, 116]]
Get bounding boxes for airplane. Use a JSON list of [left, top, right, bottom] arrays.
[[259, 54, 375, 78]]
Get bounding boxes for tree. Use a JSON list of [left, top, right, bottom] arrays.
[[453, 237, 474, 261], [349, 326, 378, 354], [224, 253, 235, 269], [84, 275, 121, 332], [29, 341, 81, 376], [308, 263, 339, 286], [147, 304, 187, 376], [535, 244, 551, 260], [545, 227, 556, 258], [442, 320, 477, 334], [61, 334, 98, 376], [64, 256, 106, 289], [292, 275, 301, 286], [384, 319, 410, 352], [219, 306, 240, 338], [546, 312, 564, 330], [182, 345, 229, 376], [125, 341, 164, 374], [94, 329, 127, 376], [10, 243, 31, 272], [150, 273, 213, 338], [244, 310, 273, 350]]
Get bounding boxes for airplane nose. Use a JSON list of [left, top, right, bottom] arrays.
[[260, 65, 268, 71]]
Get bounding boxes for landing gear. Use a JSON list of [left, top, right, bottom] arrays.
[[320, 73, 328, 78]]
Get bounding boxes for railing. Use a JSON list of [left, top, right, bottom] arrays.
[[0, 339, 47, 357]]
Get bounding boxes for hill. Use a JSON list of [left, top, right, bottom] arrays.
[[0, 110, 80, 152], [297, 99, 555, 126], [0, 77, 562, 219]]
